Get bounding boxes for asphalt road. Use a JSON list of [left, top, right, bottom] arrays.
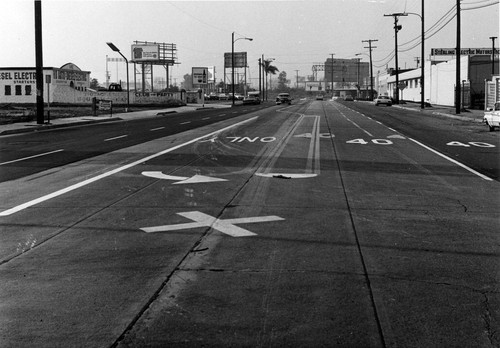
[[0, 100, 499, 347]]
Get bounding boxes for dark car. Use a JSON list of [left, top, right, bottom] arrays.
[[344, 95, 354, 101], [276, 93, 292, 105]]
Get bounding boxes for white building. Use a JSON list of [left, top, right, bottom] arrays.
[[376, 53, 498, 109], [0, 63, 92, 104]]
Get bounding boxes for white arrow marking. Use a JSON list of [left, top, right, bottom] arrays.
[[140, 211, 285, 237], [293, 133, 313, 138], [141, 171, 227, 184]]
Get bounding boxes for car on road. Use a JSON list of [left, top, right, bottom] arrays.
[[218, 93, 229, 101], [344, 95, 354, 101], [231, 93, 244, 101], [374, 95, 392, 106], [276, 93, 292, 105], [484, 102, 500, 131], [243, 95, 260, 105], [316, 94, 324, 100]]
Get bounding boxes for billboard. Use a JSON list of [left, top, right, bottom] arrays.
[[224, 52, 247, 68], [431, 47, 500, 56], [192, 67, 208, 85], [131, 44, 160, 62]]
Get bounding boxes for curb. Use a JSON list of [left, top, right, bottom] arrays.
[[0, 117, 121, 136], [393, 105, 482, 123]]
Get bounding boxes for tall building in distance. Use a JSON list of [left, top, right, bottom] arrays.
[[324, 57, 370, 91]]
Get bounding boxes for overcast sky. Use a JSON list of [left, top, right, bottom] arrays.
[[0, 0, 498, 88]]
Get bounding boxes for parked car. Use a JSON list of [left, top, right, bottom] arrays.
[[344, 95, 353, 101], [316, 94, 324, 100], [218, 93, 228, 100], [231, 93, 244, 101], [208, 93, 219, 100], [243, 95, 260, 105], [484, 102, 500, 131], [374, 95, 392, 106], [276, 93, 292, 105]]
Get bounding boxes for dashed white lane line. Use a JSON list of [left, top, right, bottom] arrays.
[[104, 135, 128, 142], [202, 117, 210, 120], [0, 116, 258, 216], [180, 121, 191, 125], [150, 127, 165, 131], [0, 149, 64, 166]]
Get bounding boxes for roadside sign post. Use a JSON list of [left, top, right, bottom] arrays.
[[192, 67, 208, 106], [45, 75, 51, 124]]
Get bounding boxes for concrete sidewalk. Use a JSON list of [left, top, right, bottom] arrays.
[[392, 102, 485, 123], [0, 103, 232, 136]]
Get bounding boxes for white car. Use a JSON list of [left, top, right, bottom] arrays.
[[484, 102, 500, 131], [374, 95, 392, 106]]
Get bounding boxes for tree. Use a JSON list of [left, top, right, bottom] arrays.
[[263, 60, 279, 76], [90, 78, 100, 89], [277, 71, 290, 91], [182, 74, 193, 90]]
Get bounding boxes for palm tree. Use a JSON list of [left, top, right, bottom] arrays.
[[263, 59, 279, 100]]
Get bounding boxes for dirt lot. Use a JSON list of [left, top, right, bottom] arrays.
[[0, 100, 186, 124]]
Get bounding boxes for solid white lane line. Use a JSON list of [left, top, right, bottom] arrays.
[[0, 149, 64, 166], [104, 135, 128, 142], [408, 137, 493, 181], [0, 116, 258, 216], [150, 127, 165, 131]]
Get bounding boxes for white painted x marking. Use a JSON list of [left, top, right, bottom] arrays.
[[140, 211, 285, 237]]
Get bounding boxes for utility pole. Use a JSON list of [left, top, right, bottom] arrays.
[[35, 0, 44, 124], [258, 58, 262, 96], [490, 36, 497, 76], [362, 39, 378, 101], [330, 54, 335, 95], [455, 0, 461, 114], [385, 13, 407, 104], [295, 70, 299, 89]]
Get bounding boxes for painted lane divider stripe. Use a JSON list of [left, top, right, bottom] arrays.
[[0, 116, 258, 216], [0, 149, 64, 166], [408, 137, 493, 181], [141, 211, 285, 237], [150, 127, 165, 131], [104, 135, 128, 142], [180, 121, 191, 125]]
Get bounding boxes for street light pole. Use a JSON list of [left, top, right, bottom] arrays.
[[232, 32, 253, 106], [401, 4, 425, 109], [106, 42, 129, 112]]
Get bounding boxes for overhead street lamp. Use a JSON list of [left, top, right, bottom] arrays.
[[401, 4, 425, 109], [106, 42, 129, 111], [232, 32, 253, 106]]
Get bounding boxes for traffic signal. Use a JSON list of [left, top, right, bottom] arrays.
[[395, 24, 402, 32]]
